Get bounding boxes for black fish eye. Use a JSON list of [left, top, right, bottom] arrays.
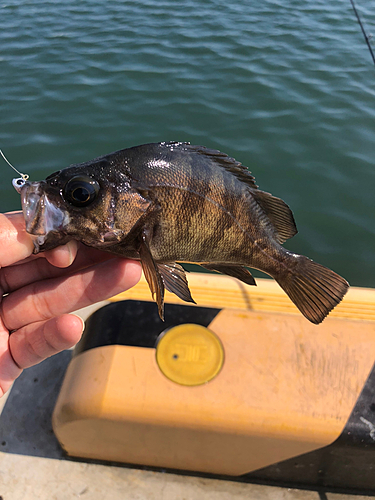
[[63, 175, 99, 207]]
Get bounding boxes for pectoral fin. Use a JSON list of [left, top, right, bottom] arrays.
[[139, 235, 165, 320], [201, 264, 257, 286], [158, 263, 196, 304]]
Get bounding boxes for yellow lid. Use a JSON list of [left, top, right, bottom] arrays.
[[156, 324, 224, 386]]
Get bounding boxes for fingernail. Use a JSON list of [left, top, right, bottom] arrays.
[[65, 240, 78, 266]]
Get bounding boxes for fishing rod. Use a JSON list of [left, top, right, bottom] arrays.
[[349, 0, 375, 66]]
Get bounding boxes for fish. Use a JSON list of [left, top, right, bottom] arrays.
[[14, 141, 349, 323]]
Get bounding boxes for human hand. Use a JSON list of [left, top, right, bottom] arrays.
[[0, 212, 142, 397]]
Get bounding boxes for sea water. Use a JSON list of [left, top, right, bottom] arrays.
[[1, 0, 374, 287]]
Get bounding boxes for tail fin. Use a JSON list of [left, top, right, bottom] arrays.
[[275, 256, 349, 324]]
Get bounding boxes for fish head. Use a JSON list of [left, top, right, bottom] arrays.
[[17, 158, 153, 254]]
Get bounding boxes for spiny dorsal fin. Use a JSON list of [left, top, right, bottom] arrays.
[[252, 190, 298, 244], [188, 144, 296, 244], [189, 145, 258, 190]]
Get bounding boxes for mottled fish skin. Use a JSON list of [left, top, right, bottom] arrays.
[[18, 142, 349, 324]]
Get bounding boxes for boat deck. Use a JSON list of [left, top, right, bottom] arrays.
[[0, 354, 370, 500], [1, 274, 375, 499]]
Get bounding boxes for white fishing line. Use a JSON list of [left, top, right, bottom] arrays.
[[0, 149, 29, 181]]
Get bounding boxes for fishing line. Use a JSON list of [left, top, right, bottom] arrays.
[[349, 0, 375, 66], [0, 149, 29, 181]]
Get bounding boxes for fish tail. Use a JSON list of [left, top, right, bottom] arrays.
[[274, 255, 349, 324]]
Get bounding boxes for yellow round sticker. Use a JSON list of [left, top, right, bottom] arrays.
[[156, 324, 224, 386]]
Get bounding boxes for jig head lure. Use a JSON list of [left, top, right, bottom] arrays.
[[0, 149, 30, 193]]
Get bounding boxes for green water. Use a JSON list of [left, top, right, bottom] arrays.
[[1, 0, 374, 287]]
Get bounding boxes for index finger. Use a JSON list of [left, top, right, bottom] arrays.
[[1, 212, 79, 269], [0, 213, 34, 267]]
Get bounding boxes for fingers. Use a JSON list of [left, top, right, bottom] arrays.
[[1, 212, 79, 270], [44, 240, 78, 268], [0, 213, 34, 267], [0, 325, 23, 398], [9, 314, 84, 370], [0, 244, 115, 295], [1, 258, 142, 331], [0, 212, 143, 397]]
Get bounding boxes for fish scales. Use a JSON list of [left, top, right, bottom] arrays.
[[120, 144, 265, 263], [14, 141, 349, 323]]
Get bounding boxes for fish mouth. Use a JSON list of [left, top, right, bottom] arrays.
[[20, 181, 70, 252]]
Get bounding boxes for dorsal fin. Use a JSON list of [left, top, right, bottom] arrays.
[[252, 190, 298, 243], [190, 145, 258, 190], [188, 144, 297, 244]]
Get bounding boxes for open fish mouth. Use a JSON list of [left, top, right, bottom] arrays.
[[20, 181, 70, 249]]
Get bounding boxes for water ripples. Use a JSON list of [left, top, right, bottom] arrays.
[[1, 0, 374, 286]]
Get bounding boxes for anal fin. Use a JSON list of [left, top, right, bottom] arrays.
[[201, 264, 256, 286], [158, 263, 196, 304], [139, 235, 165, 320]]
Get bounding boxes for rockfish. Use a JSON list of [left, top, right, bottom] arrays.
[[14, 142, 349, 323]]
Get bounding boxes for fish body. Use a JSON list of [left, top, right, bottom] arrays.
[[16, 142, 349, 323]]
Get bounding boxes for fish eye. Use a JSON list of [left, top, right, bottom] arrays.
[[63, 175, 99, 207]]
